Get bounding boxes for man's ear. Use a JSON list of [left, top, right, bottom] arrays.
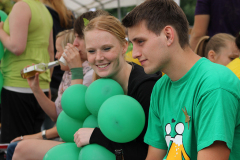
[[207, 50, 217, 62], [163, 26, 174, 46]]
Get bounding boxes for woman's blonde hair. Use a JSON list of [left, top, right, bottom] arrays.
[[84, 15, 127, 45], [41, 0, 73, 28], [56, 29, 75, 49], [195, 33, 235, 58]]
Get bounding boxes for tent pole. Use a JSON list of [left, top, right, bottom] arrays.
[[117, 0, 121, 20]]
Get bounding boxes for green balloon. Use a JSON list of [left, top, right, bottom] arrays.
[[0, 41, 4, 60], [98, 95, 145, 143], [85, 79, 124, 117], [0, 72, 3, 103], [0, 10, 8, 22], [61, 84, 90, 121], [56, 111, 83, 142], [82, 115, 99, 128], [0, 10, 7, 60], [43, 143, 81, 160], [79, 144, 115, 160]]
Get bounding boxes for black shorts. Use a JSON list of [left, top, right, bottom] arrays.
[[0, 88, 48, 143]]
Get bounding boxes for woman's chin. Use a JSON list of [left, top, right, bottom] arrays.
[[96, 71, 111, 78]]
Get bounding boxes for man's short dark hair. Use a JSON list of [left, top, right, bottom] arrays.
[[122, 0, 189, 49], [74, 10, 109, 38]]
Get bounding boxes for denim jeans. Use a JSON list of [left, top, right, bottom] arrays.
[[6, 141, 19, 160]]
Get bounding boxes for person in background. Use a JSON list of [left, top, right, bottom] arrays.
[[0, 0, 54, 143], [190, 0, 240, 50], [122, 0, 240, 159], [10, 10, 107, 160], [73, 15, 162, 160], [40, 0, 75, 130], [41, 0, 75, 101], [226, 33, 240, 79], [6, 29, 75, 160], [194, 33, 240, 66]]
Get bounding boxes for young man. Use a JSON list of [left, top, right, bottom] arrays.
[[122, 0, 240, 159]]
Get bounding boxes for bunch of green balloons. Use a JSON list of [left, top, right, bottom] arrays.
[[46, 78, 145, 159]]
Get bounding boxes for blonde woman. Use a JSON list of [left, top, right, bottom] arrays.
[[195, 33, 240, 66], [40, 0, 75, 101]]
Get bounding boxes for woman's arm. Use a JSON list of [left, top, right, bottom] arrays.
[[64, 43, 83, 85], [189, 15, 210, 51], [0, 1, 31, 55], [27, 73, 58, 121], [74, 78, 158, 160]]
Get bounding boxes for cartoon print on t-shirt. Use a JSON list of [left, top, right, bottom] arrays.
[[165, 123, 190, 160], [182, 106, 191, 129], [165, 123, 171, 147]]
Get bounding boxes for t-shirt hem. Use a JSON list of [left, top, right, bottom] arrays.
[[4, 82, 49, 89], [144, 138, 168, 150], [197, 134, 232, 152]]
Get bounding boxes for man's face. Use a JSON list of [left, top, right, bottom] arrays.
[[128, 21, 170, 74]]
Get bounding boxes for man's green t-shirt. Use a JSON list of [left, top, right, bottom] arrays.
[[144, 58, 240, 160]]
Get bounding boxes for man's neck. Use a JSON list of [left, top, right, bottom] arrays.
[[162, 47, 201, 81]]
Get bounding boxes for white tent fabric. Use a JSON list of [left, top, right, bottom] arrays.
[[64, 0, 145, 16], [64, 0, 180, 16]]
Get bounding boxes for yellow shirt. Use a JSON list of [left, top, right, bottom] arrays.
[[226, 58, 240, 79]]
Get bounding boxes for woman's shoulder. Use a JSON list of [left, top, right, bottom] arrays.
[[128, 62, 162, 92], [129, 62, 162, 81]]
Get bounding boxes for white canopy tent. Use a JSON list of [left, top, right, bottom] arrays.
[[64, 0, 145, 18], [64, 0, 180, 18]]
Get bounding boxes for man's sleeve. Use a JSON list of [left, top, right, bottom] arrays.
[[144, 85, 168, 150], [195, 88, 238, 152], [195, 0, 210, 15]]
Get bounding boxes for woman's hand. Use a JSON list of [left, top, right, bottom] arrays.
[[10, 132, 42, 143], [74, 128, 94, 147], [26, 72, 41, 93], [63, 43, 82, 69]]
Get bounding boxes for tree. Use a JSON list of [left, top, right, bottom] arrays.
[[0, 0, 13, 15], [180, 0, 197, 26]]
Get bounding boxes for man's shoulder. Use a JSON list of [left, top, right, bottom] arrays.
[[196, 60, 240, 96]]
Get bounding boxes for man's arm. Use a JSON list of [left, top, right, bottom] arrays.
[[189, 15, 210, 51], [145, 145, 167, 160], [198, 141, 230, 160]]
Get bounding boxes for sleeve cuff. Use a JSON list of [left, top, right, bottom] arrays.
[[90, 127, 111, 147]]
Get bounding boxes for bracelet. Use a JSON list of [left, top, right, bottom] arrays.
[[70, 67, 83, 80]]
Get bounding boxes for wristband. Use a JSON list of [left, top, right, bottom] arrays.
[[71, 67, 83, 80], [42, 130, 47, 140]]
